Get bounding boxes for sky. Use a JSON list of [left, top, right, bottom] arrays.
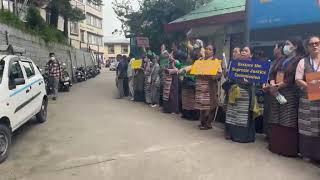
[[103, 0, 139, 41]]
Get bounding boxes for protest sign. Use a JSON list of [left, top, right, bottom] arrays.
[[136, 37, 150, 47], [228, 60, 271, 84], [132, 59, 143, 69], [306, 72, 320, 101], [190, 59, 221, 76]]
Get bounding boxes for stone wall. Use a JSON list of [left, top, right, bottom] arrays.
[[0, 24, 96, 79]]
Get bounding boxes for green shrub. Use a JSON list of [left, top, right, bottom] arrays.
[[0, 9, 67, 44]]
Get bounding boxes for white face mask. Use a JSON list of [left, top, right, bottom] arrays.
[[283, 45, 294, 56], [50, 57, 56, 60]]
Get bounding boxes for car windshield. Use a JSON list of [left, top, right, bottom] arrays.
[[0, 60, 4, 84]]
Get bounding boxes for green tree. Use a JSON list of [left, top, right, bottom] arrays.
[[113, 0, 210, 52]]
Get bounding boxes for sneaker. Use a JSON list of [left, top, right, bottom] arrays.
[[151, 104, 158, 108], [130, 98, 134, 101], [52, 97, 57, 101]]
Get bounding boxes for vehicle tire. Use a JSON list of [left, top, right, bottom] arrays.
[[0, 124, 11, 164], [36, 98, 48, 123]]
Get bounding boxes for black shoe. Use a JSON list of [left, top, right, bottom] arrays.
[[52, 97, 57, 101]]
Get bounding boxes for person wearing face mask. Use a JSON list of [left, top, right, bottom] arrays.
[[225, 46, 258, 143], [193, 44, 222, 130], [295, 36, 320, 162], [268, 38, 306, 157], [47, 52, 62, 101]]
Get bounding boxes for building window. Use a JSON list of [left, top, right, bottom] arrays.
[[108, 45, 115, 54], [86, 13, 102, 29], [87, 33, 103, 45], [121, 45, 128, 54], [70, 22, 79, 35], [46, 11, 51, 24], [80, 30, 85, 42], [86, 0, 102, 11]]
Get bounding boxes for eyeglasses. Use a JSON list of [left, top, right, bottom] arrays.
[[308, 41, 320, 47]]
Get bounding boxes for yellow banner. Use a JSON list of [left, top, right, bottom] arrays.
[[190, 59, 222, 75], [132, 59, 143, 69]]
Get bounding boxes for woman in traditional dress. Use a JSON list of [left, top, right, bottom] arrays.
[[144, 56, 152, 104], [180, 39, 205, 120], [225, 46, 257, 143], [262, 42, 285, 139], [159, 45, 170, 106], [133, 55, 145, 102], [268, 38, 305, 156], [194, 44, 221, 130], [162, 54, 179, 114], [296, 36, 320, 162], [150, 56, 161, 107]]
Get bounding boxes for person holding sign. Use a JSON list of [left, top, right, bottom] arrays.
[[193, 45, 221, 130], [296, 36, 320, 162], [268, 38, 306, 157], [225, 46, 257, 143]]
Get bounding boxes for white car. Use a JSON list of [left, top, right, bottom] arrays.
[[109, 60, 118, 71], [0, 55, 48, 163]]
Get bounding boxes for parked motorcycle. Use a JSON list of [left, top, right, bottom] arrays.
[[41, 65, 52, 95], [59, 63, 72, 92], [75, 66, 87, 82]]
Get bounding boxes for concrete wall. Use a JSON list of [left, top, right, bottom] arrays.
[[0, 24, 96, 81]]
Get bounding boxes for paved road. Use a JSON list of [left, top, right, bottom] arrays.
[[0, 69, 319, 180]]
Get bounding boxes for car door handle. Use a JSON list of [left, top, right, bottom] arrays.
[[26, 89, 30, 93]]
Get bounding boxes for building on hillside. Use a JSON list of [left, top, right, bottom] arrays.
[[104, 39, 130, 61]]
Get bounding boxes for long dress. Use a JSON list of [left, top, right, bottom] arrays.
[[144, 61, 152, 104], [151, 63, 160, 105], [268, 56, 301, 157], [225, 83, 256, 143], [134, 69, 145, 102], [296, 57, 320, 161], [181, 75, 199, 120], [162, 63, 179, 113]]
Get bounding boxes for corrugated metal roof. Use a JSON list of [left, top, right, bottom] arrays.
[[170, 0, 246, 24]]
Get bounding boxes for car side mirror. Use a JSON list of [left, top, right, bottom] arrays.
[[9, 78, 25, 90], [15, 78, 25, 86]]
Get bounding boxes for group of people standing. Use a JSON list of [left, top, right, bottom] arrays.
[[115, 35, 320, 164]]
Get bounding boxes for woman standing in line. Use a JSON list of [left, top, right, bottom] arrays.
[[180, 39, 205, 120], [268, 38, 305, 156], [225, 46, 256, 143], [150, 56, 161, 107], [162, 53, 180, 114], [144, 55, 152, 104], [194, 44, 221, 130], [296, 36, 320, 162]]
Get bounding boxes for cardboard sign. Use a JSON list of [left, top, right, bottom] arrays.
[[228, 60, 271, 84], [132, 59, 143, 69], [136, 37, 150, 47], [190, 59, 221, 76], [306, 72, 320, 101]]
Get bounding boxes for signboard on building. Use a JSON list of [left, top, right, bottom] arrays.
[[136, 37, 150, 47], [249, 0, 320, 29]]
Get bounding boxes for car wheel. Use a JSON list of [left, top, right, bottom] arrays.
[[0, 124, 11, 164], [36, 98, 48, 123]]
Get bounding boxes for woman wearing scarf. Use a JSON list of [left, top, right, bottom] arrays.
[[162, 54, 180, 114], [268, 38, 305, 156], [144, 55, 152, 104], [194, 44, 221, 130], [159, 45, 170, 106], [150, 56, 161, 107], [225, 46, 257, 143], [296, 36, 320, 162]]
